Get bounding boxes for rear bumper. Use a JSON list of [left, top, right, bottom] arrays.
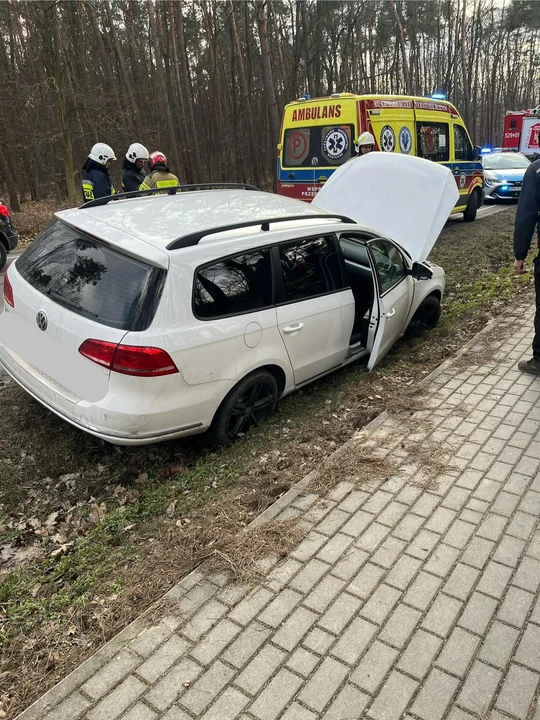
[[0, 344, 227, 445]]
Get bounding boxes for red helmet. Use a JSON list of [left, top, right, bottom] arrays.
[[149, 151, 167, 170]]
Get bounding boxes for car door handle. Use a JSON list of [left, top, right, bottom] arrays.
[[283, 323, 304, 334], [386, 308, 396, 318]]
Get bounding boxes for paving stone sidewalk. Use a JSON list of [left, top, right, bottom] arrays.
[[17, 301, 540, 720]]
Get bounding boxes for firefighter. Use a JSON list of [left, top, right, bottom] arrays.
[[513, 134, 540, 374], [122, 143, 149, 193], [82, 143, 116, 202], [355, 131, 376, 156], [140, 151, 179, 191]]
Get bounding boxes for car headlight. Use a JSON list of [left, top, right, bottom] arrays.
[[484, 173, 496, 187]]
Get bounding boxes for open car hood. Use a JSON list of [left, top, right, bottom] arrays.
[[313, 153, 459, 263]]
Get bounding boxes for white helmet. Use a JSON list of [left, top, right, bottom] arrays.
[[88, 143, 117, 165], [125, 142, 149, 163], [355, 131, 375, 148]]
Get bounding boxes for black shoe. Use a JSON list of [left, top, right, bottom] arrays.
[[518, 357, 540, 375]]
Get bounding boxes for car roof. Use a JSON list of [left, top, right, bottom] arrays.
[[55, 190, 339, 252]]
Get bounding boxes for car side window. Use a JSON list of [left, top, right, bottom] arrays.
[[454, 125, 473, 161], [193, 248, 273, 319], [279, 235, 344, 302], [368, 239, 407, 294]]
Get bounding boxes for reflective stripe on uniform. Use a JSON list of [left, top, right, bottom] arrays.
[[139, 181, 151, 191], [82, 181, 94, 201], [155, 179, 178, 188]]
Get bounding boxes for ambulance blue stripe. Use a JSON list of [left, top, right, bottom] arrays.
[[277, 160, 483, 182]]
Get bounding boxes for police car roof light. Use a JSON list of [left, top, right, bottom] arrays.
[[481, 147, 492, 154], [304, 94, 311, 100], [431, 92, 447, 100], [80, 184, 260, 209]]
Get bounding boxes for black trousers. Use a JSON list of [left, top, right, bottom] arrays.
[[534, 256, 540, 359]]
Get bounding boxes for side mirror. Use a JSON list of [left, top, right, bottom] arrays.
[[411, 261, 433, 281], [473, 146, 482, 161]]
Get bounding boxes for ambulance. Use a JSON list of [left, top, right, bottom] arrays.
[[501, 106, 540, 157], [277, 93, 484, 221]]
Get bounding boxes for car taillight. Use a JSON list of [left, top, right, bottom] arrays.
[[3, 273, 14, 307], [79, 339, 178, 377], [0, 205, 9, 218]]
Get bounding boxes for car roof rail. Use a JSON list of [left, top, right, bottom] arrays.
[[166, 213, 356, 250], [79, 183, 260, 209]]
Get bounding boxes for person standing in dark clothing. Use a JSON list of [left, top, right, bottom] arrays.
[[513, 142, 540, 374], [81, 143, 116, 202], [122, 143, 149, 193]]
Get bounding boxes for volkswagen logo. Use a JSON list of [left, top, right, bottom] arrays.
[[36, 311, 48, 332]]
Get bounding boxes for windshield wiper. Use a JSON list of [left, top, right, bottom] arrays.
[[46, 289, 99, 318]]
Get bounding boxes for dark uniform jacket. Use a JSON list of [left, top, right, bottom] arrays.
[[81, 159, 114, 202], [122, 165, 146, 193], [514, 159, 540, 260]]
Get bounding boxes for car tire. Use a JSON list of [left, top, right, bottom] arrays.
[[406, 294, 441, 337], [463, 190, 479, 222], [209, 369, 278, 446], [0, 243, 7, 272]]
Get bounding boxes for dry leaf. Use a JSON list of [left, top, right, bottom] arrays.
[[89, 503, 107, 523], [50, 542, 73, 558], [44, 511, 59, 528], [46, 652, 59, 669], [165, 502, 176, 518]]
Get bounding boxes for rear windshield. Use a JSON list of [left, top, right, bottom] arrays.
[[16, 220, 165, 331], [283, 125, 354, 168]]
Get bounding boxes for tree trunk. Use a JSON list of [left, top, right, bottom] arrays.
[[0, 141, 20, 211], [83, 2, 114, 95], [389, 0, 412, 95], [300, 1, 314, 95], [104, 2, 142, 138], [147, 0, 182, 180], [176, 0, 203, 181], [460, 0, 473, 131], [256, 1, 280, 149], [227, 0, 261, 186]]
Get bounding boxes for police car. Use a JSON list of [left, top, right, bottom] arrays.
[[482, 148, 530, 200]]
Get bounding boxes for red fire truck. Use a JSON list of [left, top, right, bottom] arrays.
[[502, 106, 540, 156]]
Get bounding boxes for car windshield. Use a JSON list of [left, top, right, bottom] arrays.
[[483, 153, 530, 170]]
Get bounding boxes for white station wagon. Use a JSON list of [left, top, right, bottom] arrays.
[[0, 154, 458, 445]]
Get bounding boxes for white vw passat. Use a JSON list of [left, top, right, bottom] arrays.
[[0, 154, 458, 446]]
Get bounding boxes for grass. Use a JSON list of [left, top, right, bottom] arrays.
[[0, 204, 534, 716]]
